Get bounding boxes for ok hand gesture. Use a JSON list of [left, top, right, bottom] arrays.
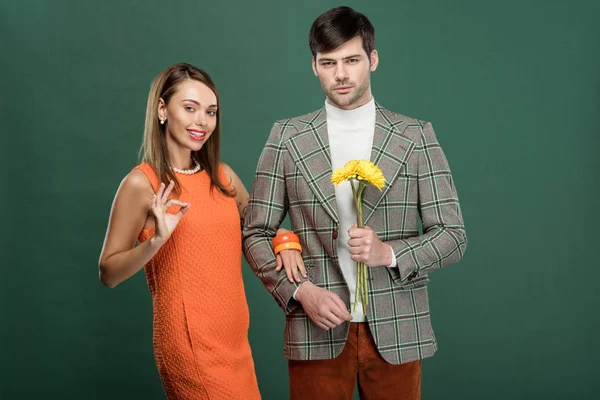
[[151, 181, 190, 245]]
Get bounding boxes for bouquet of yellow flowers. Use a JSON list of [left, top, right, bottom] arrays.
[[331, 160, 386, 313]]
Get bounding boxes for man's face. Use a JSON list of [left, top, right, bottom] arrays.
[[312, 36, 379, 110]]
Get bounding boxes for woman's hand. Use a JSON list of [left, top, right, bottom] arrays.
[[275, 228, 307, 283], [151, 181, 190, 245]]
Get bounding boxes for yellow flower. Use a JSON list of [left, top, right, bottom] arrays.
[[331, 159, 386, 191], [331, 160, 360, 186], [356, 160, 386, 190], [329, 159, 386, 315]]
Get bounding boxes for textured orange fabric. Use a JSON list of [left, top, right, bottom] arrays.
[[134, 162, 260, 400]]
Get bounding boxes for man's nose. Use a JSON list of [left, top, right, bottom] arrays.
[[335, 64, 349, 81]]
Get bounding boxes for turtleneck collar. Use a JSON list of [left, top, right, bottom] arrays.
[[325, 97, 376, 128]]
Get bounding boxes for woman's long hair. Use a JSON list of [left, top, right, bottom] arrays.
[[140, 63, 233, 197]]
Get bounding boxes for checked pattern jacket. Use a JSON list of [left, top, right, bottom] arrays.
[[242, 103, 467, 364]]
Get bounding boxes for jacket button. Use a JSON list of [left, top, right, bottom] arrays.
[[332, 230, 338, 239], [408, 270, 418, 280]]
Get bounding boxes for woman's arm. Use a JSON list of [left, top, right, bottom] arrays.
[[98, 171, 189, 288], [222, 162, 307, 283], [221, 162, 249, 226]]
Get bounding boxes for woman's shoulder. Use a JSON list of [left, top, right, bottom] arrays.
[[219, 161, 233, 177], [129, 162, 159, 192], [116, 163, 155, 197], [219, 161, 239, 186]]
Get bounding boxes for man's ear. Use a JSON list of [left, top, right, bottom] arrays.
[[370, 49, 379, 72]]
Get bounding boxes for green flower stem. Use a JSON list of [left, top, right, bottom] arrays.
[[362, 262, 368, 314], [350, 180, 359, 312], [350, 180, 369, 314]]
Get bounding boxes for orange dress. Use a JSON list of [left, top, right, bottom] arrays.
[[134, 162, 261, 400]]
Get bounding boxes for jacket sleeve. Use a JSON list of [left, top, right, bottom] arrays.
[[242, 122, 309, 313], [387, 122, 468, 282]]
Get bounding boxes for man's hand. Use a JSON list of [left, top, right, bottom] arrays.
[[348, 225, 393, 267], [295, 282, 352, 330]]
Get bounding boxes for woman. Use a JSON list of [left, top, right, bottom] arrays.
[[98, 63, 300, 399]]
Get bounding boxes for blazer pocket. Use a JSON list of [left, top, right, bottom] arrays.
[[398, 172, 418, 180], [387, 173, 419, 202], [386, 267, 429, 290]]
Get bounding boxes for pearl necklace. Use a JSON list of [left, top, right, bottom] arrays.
[[172, 159, 202, 175]]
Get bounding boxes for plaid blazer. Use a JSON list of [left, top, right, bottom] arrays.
[[242, 103, 467, 364]]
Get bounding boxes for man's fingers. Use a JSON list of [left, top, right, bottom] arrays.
[[319, 316, 337, 329], [314, 320, 330, 330], [302, 289, 352, 330], [350, 254, 364, 263], [348, 237, 364, 247], [324, 294, 352, 321], [348, 228, 367, 239], [348, 225, 374, 237], [322, 320, 336, 329], [332, 298, 352, 320], [322, 311, 344, 327], [348, 246, 362, 255], [319, 296, 352, 327]]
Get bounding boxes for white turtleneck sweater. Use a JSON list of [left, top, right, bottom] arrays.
[[325, 98, 396, 321]]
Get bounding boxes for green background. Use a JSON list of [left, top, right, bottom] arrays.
[[2, 0, 599, 399]]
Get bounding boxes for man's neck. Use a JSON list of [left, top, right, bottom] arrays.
[[325, 97, 376, 127]]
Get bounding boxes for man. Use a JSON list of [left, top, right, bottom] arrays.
[[243, 6, 467, 399]]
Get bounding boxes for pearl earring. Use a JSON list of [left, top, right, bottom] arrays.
[[160, 118, 165, 124]]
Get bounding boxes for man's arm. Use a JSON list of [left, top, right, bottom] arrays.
[[388, 121, 467, 282], [242, 122, 309, 313]]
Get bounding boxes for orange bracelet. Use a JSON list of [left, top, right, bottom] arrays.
[[274, 242, 302, 255], [272, 232, 300, 250]]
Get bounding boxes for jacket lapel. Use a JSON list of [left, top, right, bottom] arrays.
[[285, 108, 338, 223], [284, 104, 416, 225], [362, 104, 416, 225]]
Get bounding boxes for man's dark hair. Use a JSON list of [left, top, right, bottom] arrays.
[[309, 6, 375, 58]]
